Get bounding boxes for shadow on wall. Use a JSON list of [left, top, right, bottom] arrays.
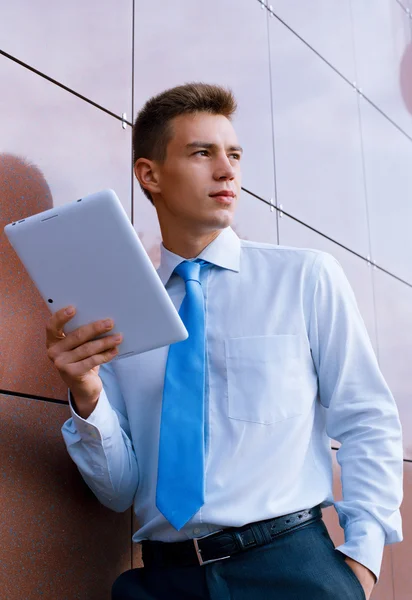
[[0, 156, 132, 599], [400, 41, 412, 114], [0, 153, 67, 399]]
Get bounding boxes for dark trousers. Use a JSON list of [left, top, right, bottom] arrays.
[[111, 519, 366, 600]]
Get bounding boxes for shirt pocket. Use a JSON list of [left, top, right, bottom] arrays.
[[224, 335, 304, 425]]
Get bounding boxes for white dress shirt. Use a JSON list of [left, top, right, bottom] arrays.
[[61, 226, 403, 580]]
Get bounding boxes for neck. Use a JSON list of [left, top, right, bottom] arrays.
[[161, 224, 222, 259], [154, 199, 228, 258], [156, 213, 222, 258]]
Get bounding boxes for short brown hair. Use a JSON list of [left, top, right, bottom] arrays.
[[132, 82, 237, 203]]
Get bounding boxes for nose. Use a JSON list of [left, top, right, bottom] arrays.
[[213, 153, 236, 181]]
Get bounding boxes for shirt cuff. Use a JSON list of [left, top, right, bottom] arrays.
[[335, 517, 386, 582], [67, 387, 118, 442]]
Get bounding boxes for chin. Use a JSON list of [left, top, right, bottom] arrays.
[[207, 211, 234, 230]]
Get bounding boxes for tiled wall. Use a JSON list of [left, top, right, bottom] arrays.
[[0, 1, 411, 598]]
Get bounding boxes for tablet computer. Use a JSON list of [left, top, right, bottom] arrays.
[[4, 189, 188, 360]]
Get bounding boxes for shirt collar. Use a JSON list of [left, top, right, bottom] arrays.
[[157, 226, 241, 286]]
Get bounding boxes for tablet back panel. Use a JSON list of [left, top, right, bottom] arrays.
[[4, 189, 188, 359]]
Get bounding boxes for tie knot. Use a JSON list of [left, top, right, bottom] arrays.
[[174, 259, 204, 283]]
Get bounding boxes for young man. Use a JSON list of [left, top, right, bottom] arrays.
[[48, 83, 403, 599]]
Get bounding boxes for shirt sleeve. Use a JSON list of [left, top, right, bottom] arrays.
[[308, 252, 403, 581], [61, 361, 139, 512]]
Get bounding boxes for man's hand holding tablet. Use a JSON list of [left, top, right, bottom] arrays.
[[46, 305, 122, 419]]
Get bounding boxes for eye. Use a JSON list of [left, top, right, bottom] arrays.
[[195, 150, 209, 157], [230, 153, 241, 161]]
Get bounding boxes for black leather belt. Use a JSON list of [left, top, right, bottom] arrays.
[[142, 505, 322, 568]]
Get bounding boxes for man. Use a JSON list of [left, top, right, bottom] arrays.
[[47, 83, 403, 599]]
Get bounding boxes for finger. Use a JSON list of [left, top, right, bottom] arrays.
[[55, 332, 123, 368], [46, 305, 77, 346], [58, 317, 116, 356], [57, 345, 121, 379], [47, 310, 114, 356]]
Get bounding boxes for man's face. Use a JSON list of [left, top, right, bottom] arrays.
[[151, 112, 242, 231]]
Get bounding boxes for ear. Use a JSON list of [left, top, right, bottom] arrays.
[[134, 158, 161, 196]]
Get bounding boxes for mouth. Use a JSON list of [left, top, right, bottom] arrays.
[[209, 191, 235, 205]]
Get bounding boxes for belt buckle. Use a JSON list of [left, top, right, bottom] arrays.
[[193, 530, 231, 566]]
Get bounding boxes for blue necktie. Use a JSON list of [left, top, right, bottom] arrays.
[[156, 259, 207, 530]]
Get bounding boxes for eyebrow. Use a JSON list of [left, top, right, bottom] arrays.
[[186, 142, 244, 154]]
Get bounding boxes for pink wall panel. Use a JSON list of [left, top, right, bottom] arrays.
[[0, 0, 132, 117], [392, 461, 412, 599], [132, 512, 143, 569], [0, 393, 131, 600]]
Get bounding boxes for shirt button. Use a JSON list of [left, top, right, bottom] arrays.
[[193, 528, 201, 535]]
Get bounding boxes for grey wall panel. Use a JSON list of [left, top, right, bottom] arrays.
[[359, 95, 412, 284], [268, 16, 370, 259], [373, 267, 412, 459], [0, 0, 133, 117], [270, 0, 356, 82], [352, 0, 412, 139], [0, 55, 132, 215], [133, 0, 275, 203]]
